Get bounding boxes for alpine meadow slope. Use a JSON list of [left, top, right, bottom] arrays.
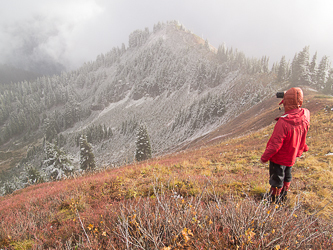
[[0, 94, 332, 249]]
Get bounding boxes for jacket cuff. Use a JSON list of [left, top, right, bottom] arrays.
[[260, 156, 268, 163]]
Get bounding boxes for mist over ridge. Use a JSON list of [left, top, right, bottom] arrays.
[[2, 1, 333, 76]]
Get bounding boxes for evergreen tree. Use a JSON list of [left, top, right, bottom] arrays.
[[309, 52, 318, 84], [261, 56, 269, 73], [21, 165, 44, 186], [103, 124, 108, 139], [324, 69, 333, 94], [298, 46, 311, 85], [107, 127, 113, 138], [271, 62, 278, 74], [43, 142, 74, 180], [44, 118, 58, 143], [135, 124, 152, 162], [291, 53, 300, 84], [217, 43, 227, 63], [290, 46, 311, 85], [317, 55, 330, 88], [2, 181, 15, 195], [2, 177, 22, 195], [204, 39, 210, 50], [277, 56, 287, 82], [80, 134, 96, 171], [56, 133, 66, 148]]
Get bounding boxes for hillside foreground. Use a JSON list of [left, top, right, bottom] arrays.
[[0, 94, 333, 249]]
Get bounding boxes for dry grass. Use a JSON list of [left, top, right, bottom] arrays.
[[0, 107, 333, 249]]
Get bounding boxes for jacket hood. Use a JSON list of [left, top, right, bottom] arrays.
[[276, 108, 310, 126], [283, 87, 303, 112]]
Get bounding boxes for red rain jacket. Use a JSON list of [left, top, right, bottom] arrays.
[[261, 108, 310, 166]]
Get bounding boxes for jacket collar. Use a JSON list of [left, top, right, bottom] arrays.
[[275, 108, 302, 121]]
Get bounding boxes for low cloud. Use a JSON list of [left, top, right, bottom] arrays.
[[0, 0, 104, 75], [1, 0, 333, 75], [1, 15, 67, 75]]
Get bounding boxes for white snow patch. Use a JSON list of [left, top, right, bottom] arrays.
[[126, 96, 153, 108], [305, 87, 318, 92], [98, 92, 131, 118], [325, 152, 333, 156], [167, 120, 174, 126], [210, 133, 233, 141]]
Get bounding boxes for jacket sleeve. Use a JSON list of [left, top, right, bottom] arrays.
[[261, 120, 287, 163]]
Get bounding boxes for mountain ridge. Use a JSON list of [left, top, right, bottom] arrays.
[[179, 86, 324, 151], [0, 20, 330, 195]]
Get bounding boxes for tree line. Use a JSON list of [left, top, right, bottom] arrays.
[[274, 46, 332, 92], [0, 123, 152, 195]]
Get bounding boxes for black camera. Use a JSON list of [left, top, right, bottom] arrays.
[[276, 92, 284, 98]]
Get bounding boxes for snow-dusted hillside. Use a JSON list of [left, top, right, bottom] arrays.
[[0, 21, 281, 193], [59, 21, 278, 167]]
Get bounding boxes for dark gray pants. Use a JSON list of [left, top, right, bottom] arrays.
[[269, 161, 292, 188]]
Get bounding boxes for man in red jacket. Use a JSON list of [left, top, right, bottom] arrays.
[[261, 87, 310, 203]]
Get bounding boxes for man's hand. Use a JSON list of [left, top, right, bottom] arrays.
[[260, 159, 265, 164]]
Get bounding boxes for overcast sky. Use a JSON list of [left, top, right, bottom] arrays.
[[1, 0, 333, 74]]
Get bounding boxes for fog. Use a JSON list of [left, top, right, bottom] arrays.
[[1, 0, 333, 75]]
